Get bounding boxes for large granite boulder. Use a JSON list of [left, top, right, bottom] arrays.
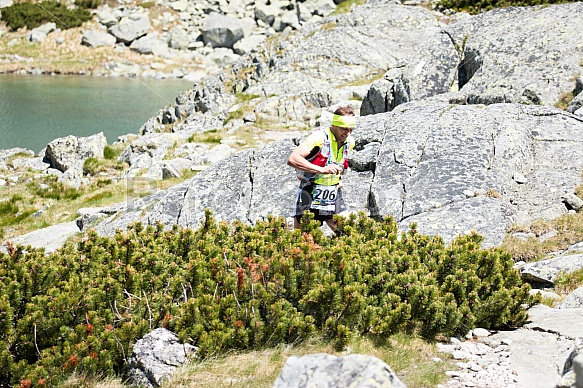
[[109, 13, 151, 44], [81, 30, 117, 47], [200, 12, 254, 48], [130, 33, 169, 55], [273, 354, 407, 388], [44, 132, 107, 173]]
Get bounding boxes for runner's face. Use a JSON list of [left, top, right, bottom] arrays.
[[331, 125, 354, 144]]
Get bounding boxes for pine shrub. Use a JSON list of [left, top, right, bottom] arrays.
[[437, 0, 575, 14], [1, 1, 92, 31], [0, 211, 536, 386]]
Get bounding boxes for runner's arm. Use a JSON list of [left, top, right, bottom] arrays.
[[287, 144, 340, 174]]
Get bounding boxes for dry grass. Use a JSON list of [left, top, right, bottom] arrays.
[[0, 19, 203, 75], [58, 335, 453, 388], [554, 267, 583, 294], [160, 334, 453, 388], [501, 208, 583, 262]]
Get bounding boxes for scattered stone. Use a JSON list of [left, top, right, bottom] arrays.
[[472, 328, 490, 338], [109, 13, 151, 44], [27, 22, 56, 43], [562, 193, 583, 212]]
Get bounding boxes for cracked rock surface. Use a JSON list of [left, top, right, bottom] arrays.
[[96, 103, 583, 248]]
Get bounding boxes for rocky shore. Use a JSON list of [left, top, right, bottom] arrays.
[[0, 0, 369, 80]]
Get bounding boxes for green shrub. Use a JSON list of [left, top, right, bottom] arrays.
[[103, 145, 121, 161], [1, 1, 92, 31], [437, 0, 575, 14], [74, 0, 101, 9], [0, 212, 536, 386], [83, 157, 100, 175]]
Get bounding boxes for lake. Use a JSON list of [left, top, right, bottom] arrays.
[[0, 74, 191, 153]]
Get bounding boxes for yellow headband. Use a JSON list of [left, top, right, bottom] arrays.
[[331, 114, 356, 129]]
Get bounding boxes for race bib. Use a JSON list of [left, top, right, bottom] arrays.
[[310, 184, 338, 213]]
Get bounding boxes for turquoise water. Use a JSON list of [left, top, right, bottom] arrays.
[[0, 74, 191, 152]]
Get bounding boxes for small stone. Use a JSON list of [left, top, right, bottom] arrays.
[[472, 328, 490, 337]]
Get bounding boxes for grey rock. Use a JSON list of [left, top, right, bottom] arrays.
[[44, 132, 107, 173], [568, 93, 583, 114], [59, 163, 85, 189], [207, 47, 241, 67], [169, 0, 187, 12], [303, 0, 337, 17], [254, 3, 280, 26], [161, 158, 194, 179], [443, 3, 583, 107], [525, 305, 583, 339], [201, 12, 253, 48], [75, 212, 107, 232], [273, 353, 407, 388], [96, 7, 120, 27], [560, 287, 583, 309], [278, 10, 301, 31], [575, 76, 583, 97], [109, 13, 151, 44], [127, 328, 197, 388], [562, 193, 583, 212], [119, 132, 184, 167], [350, 142, 380, 172], [233, 34, 266, 55], [27, 22, 56, 42], [247, 141, 298, 223], [10, 156, 50, 171], [205, 143, 235, 164], [361, 68, 411, 115], [130, 33, 168, 55], [341, 170, 374, 215], [0, 147, 35, 162], [520, 254, 583, 285], [97, 103, 583, 248], [82, 30, 117, 47], [0, 0, 13, 8], [242, 2, 447, 123], [486, 325, 574, 388], [0, 221, 80, 255], [169, 26, 189, 50]]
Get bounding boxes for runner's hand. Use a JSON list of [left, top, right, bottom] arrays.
[[320, 164, 341, 174]]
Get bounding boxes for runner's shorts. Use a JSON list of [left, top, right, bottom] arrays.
[[292, 182, 347, 222]]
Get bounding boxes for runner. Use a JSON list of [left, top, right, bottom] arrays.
[[287, 105, 356, 233]]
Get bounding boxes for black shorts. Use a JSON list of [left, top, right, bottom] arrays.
[[293, 182, 347, 222]]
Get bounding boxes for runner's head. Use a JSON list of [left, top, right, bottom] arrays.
[[330, 106, 356, 143]]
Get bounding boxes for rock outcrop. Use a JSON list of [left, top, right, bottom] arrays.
[[96, 103, 583, 248], [273, 354, 407, 388]]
